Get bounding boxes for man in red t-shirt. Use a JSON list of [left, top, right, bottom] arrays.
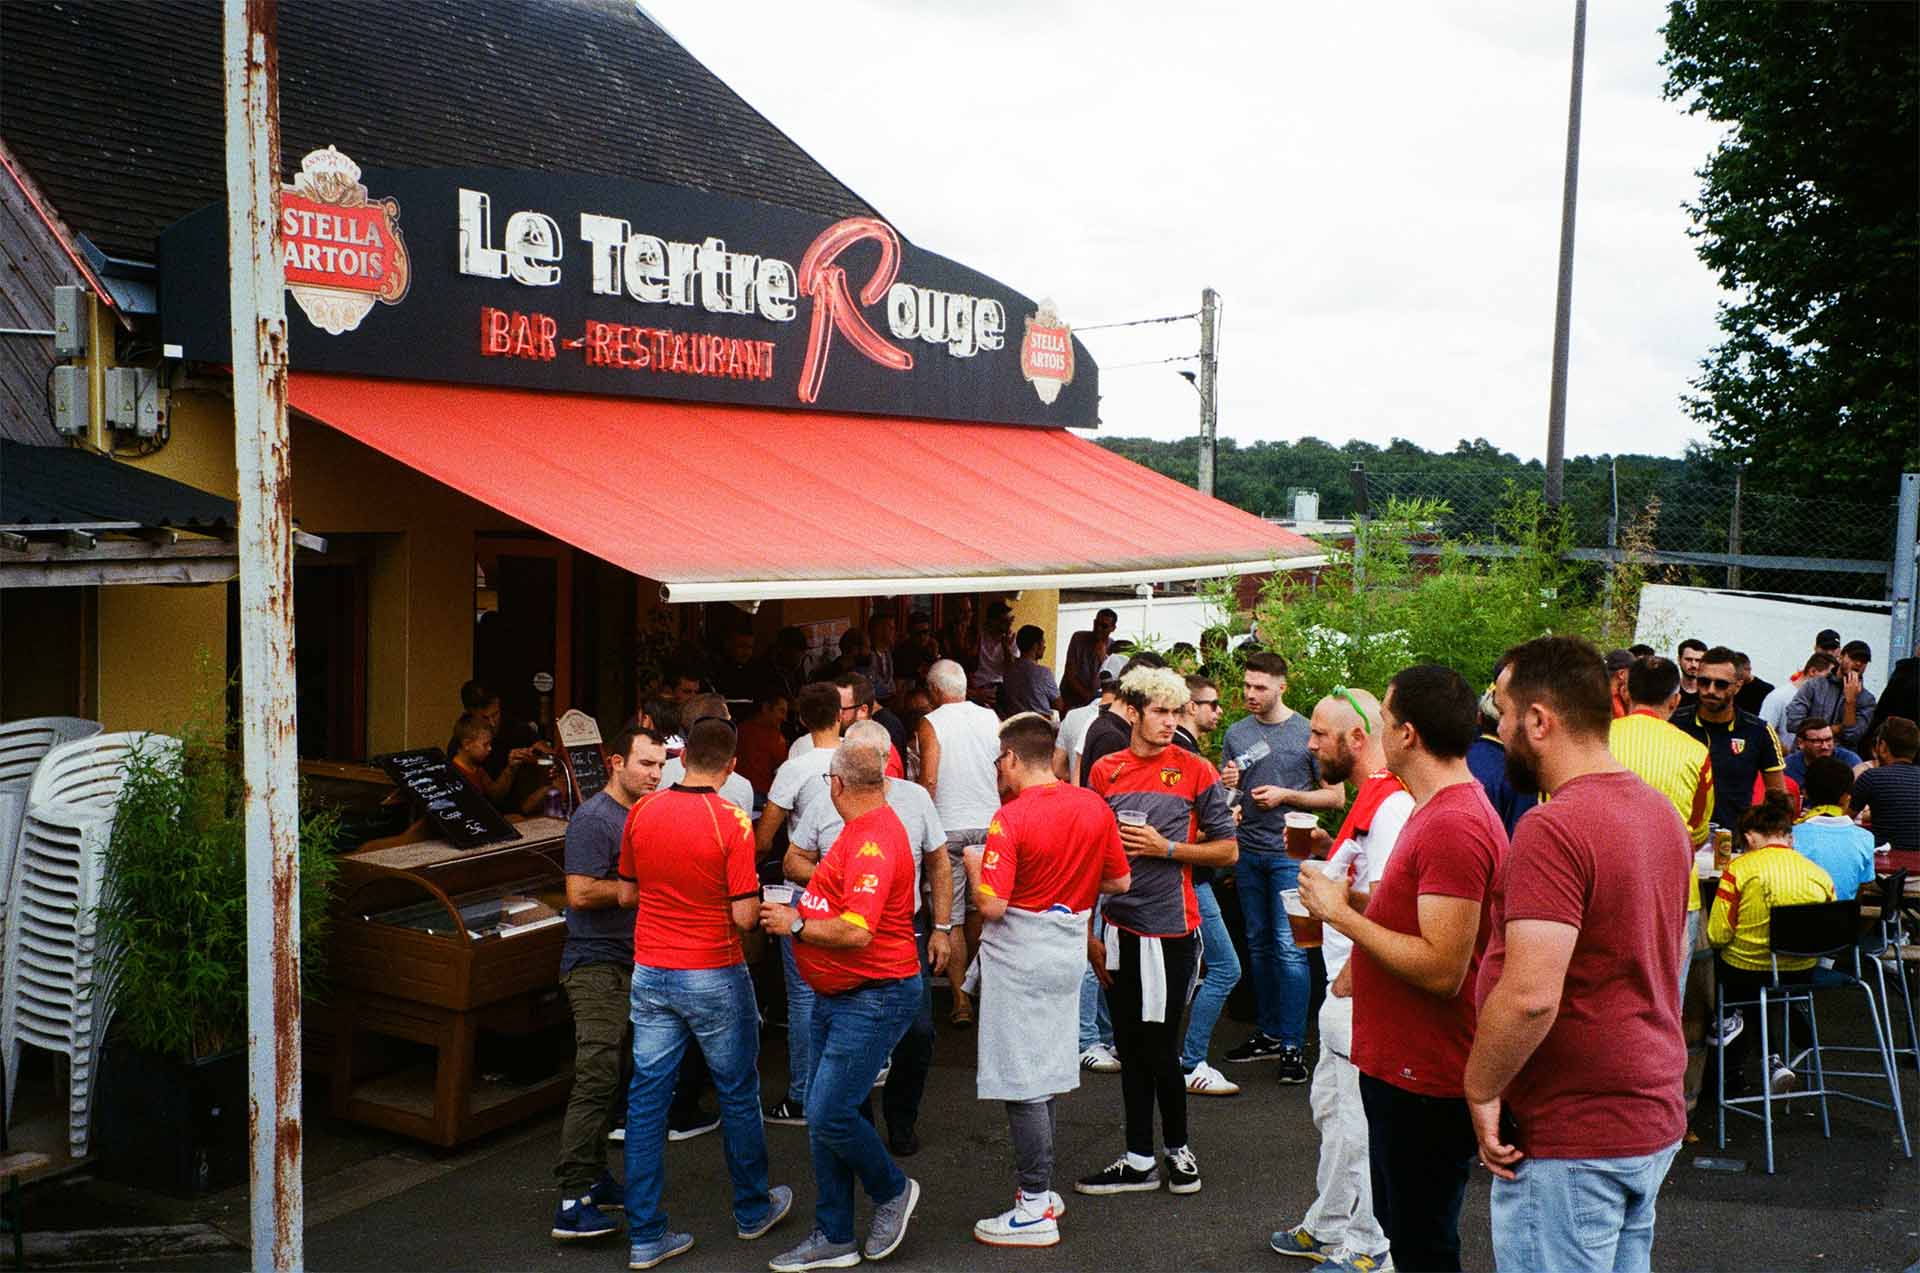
[[613, 719, 792, 1267], [1468, 637, 1687, 1273], [966, 714, 1131, 1248], [757, 744, 925, 1270], [1298, 664, 1504, 1273]]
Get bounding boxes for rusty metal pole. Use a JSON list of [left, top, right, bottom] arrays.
[[223, 1, 303, 1268]]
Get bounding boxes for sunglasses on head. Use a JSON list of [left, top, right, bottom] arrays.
[[1332, 685, 1372, 734]]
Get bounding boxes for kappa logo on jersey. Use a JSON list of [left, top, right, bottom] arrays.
[[729, 806, 752, 835], [857, 841, 884, 858], [1730, 738, 1747, 755], [853, 872, 880, 894], [988, 818, 1004, 838], [1160, 766, 1183, 787]]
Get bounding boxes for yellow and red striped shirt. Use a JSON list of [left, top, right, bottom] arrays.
[[1706, 844, 1835, 972], [1609, 710, 1715, 912]]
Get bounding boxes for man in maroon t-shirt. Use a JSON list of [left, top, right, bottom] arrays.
[[1298, 665, 1504, 1273], [1467, 637, 1687, 1273]]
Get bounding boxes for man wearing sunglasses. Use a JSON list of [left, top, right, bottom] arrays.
[[1671, 646, 1784, 830]]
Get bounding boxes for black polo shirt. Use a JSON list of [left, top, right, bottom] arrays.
[[1670, 705, 1784, 828]]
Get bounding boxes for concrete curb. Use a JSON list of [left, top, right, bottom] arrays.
[[22, 1223, 240, 1268]]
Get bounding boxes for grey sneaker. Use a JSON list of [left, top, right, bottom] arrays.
[[628, 1230, 693, 1269], [738, 1184, 794, 1241], [768, 1229, 860, 1271], [863, 1177, 921, 1261]]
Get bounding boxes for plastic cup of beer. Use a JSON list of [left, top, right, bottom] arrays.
[[1284, 811, 1318, 859], [1117, 809, 1149, 829], [1712, 828, 1733, 872], [1283, 887, 1322, 949], [762, 884, 795, 905]]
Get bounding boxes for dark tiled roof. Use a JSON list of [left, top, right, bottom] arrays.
[[1, 0, 877, 262], [0, 438, 236, 529]]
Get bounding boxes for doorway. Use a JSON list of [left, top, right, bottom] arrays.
[[473, 537, 572, 736]]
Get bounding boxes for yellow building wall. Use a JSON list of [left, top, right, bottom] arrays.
[[95, 584, 226, 734], [93, 386, 521, 755], [1009, 588, 1060, 666]]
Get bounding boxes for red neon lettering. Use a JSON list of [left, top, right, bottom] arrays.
[[537, 314, 558, 361], [585, 320, 615, 366], [481, 306, 512, 356], [795, 217, 912, 403]]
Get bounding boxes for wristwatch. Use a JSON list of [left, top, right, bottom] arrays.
[[1165, 843, 1176, 860], [934, 922, 955, 933], [788, 914, 806, 940]]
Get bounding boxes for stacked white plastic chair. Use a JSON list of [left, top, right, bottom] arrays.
[[0, 718, 103, 953], [1, 731, 172, 1158]]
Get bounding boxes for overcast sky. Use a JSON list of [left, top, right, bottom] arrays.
[[646, 0, 1729, 461]]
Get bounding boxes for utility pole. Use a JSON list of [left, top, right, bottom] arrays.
[[1196, 287, 1219, 497], [1726, 465, 1745, 590], [1892, 473, 1918, 660], [1543, 0, 1586, 509], [223, 0, 304, 1267]]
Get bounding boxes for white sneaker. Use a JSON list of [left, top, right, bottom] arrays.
[[1184, 1062, 1241, 1097], [1768, 1054, 1798, 1095], [1079, 1044, 1121, 1073], [607, 1126, 626, 1142], [973, 1201, 1059, 1248]]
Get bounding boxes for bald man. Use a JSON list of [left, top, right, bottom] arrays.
[[1271, 689, 1412, 1269]]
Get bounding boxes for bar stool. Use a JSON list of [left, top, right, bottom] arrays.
[[1714, 897, 1912, 1174], [1851, 869, 1918, 1071]]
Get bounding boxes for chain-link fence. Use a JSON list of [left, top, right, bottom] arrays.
[[1358, 466, 1897, 602]]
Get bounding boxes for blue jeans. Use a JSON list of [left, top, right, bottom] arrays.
[[1181, 882, 1242, 1070], [624, 963, 774, 1243], [1490, 1144, 1681, 1273], [781, 936, 814, 1105], [1238, 852, 1310, 1045], [878, 923, 936, 1134], [1079, 964, 1113, 1050], [806, 976, 921, 1243]]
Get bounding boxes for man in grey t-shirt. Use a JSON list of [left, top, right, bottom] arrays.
[[1218, 652, 1343, 1081], [551, 727, 665, 1240]]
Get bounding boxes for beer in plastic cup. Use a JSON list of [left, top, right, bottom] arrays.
[[1117, 809, 1150, 828], [1712, 828, 1733, 872], [762, 884, 795, 905], [1283, 887, 1322, 949], [1284, 811, 1318, 859]]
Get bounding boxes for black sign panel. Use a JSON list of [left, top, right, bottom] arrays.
[[374, 747, 521, 849], [160, 165, 1097, 429], [563, 743, 608, 806]]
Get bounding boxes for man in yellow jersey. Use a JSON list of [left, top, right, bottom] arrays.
[[1707, 797, 1835, 1096], [1608, 655, 1717, 1108]]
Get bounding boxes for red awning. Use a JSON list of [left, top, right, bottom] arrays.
[[286, 373, 1320, 602]]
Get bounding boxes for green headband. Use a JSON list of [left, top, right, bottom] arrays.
[[1332, 685, 1372, 735]]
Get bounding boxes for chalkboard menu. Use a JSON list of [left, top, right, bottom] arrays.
[[554, 710, 608, 807], [373, 748, 521, 849]]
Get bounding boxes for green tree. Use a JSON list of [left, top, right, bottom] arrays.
[[1661, 1, 1919, 501]]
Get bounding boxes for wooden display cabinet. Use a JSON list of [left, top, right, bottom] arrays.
[[330, 820, 575, 1147]]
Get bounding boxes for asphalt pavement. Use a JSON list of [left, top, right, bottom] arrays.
[[55, 1004, 1918, 1273]]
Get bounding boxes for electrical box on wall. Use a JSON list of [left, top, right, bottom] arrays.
[[53, 285, 88, 358], [104, 366, 167, 438], [51, 365, 86, 436]]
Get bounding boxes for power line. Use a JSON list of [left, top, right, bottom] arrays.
[[1100, 353, 1199, 370], [1074, 311, 1199, 333]]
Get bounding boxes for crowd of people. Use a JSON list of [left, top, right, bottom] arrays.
[[529, 603, 1918, 1272]]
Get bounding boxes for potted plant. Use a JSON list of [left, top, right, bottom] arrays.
[[92, 686, 339, 1196]]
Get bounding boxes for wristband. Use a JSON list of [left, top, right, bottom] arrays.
[[1165, 844, 1175, 860], [934, 922, 955, 932]]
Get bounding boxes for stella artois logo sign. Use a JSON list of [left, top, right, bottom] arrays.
[[281, 146, 410, 334], [1020, 298, 1074, 404]]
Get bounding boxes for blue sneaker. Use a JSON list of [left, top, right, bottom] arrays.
[[552, 1194, 620, 1241], [588, 1170, 621, 1209], [628, 1230, 693, 1269]]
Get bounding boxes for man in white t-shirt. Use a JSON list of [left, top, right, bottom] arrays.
[[1055, 655, 1127, 783], [1270, 689, 1412, 1271], [756, 681, 845, 1124], [916, 658, 1004, 1026], [660, 693, 756, 810]]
